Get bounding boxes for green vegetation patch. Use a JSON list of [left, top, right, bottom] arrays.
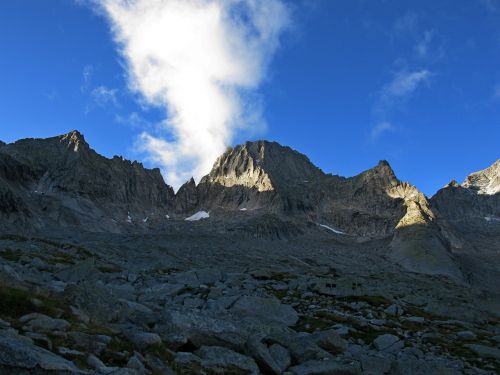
[[0, 285, 59, 319], [0, 248, 23, 262], [97, 265, 123, 273], [338, 295, 391, 307]]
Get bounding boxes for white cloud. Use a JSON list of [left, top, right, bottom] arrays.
[[414, 30, 433, 58], [371, 121, 395, 140], [91, 85, 119, 107], [393, 12, 418, 35], [115, 112, 153, 129], [482, 0, 499, 12], [494, 84, 500, 99], [96, 0, 290, 190], [381, 69, 431, 103], [81, 64, 94, 92], [370, 70, 431, 140]]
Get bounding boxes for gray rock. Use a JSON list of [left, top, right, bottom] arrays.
[[124, 330, 162, 350], [175, 347, 259, 375], [289, 359, 362, 375], [231, 296, 299, 326], [389, 358, 464, 375], [269, 344, 291, 373], [196, 346, 259, 374], [160, 308, 247, 351], [373, 334, 404, 353], [67, 331, 108, 356], [465, 344, 500, 360], [286, 335, 332, 363], [384, 304, 403, 317], [456, 331, 476, 340], [127, 353, 149, 374], [56, 258, 100, 284], [405, 316, 425, 324], [195, 268, 222, 285], [310, 329, 348, 354], [0, 334, 80, 373], [144, 353, 176, 375], [359, 355, 392, 375], [21, 314, 70, 333], [245, 336, 284, 375]]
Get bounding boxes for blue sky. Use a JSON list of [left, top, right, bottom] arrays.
[[1, 0, 499, 195]]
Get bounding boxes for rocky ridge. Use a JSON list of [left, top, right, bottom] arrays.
[[0, 131, 499, 374]]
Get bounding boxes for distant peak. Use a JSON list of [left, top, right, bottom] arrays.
[[462, 159, 500, 195], [374, 159, 397, 178], [445, 180, 460, 188], [60, 130, 88, 152]]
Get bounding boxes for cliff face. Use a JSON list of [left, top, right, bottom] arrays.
[[1, 131, 499, 285], [192, 141, 412, 237], [0, 131, 175, 233]]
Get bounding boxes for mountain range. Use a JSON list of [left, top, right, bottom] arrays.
[[1, 130, 499, 286], [0, 131, 499, 374]]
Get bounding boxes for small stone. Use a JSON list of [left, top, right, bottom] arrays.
[[269, 344, 291, 373], [372, 334, 404, 353], [127, 353, 148, 373], [384, 304, 403, 317], [406, 316, 425, 324], [124, 330, 162, 350], [465, 344, 500, 360], [456, 331, 476, 340], [311, 329, 348, 354], [58, 347, 84, 356], [289, 359, 361, 375]]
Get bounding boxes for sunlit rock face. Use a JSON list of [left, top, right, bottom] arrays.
[[462, 159, 500, 195]]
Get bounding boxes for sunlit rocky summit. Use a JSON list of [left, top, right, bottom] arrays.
[[0, 131, 499, 374]]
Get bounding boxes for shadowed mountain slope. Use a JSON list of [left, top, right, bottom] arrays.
[[0, 131, 498, 286]]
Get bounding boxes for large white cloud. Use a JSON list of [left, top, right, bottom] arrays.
[[97, 0, 289, 190]]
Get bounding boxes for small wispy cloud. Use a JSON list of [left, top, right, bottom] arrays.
[[371, 121, 395, 140], [414, 30, 433, 58], [494, 84, 500, 99], [393, 11, 418, 35], [370, 70, 431, 140], [381, 69, 431, 104], [91, 85, 119, 107], [481, 0, 499, 12], [115, 112, 154, 130], [81, 65, 93, 93], [44, 91, 58, 101]]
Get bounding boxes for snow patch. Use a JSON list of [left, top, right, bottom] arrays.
[[127, 212, 132, 223], [185, 211, 210, 221], [240, 208, 247, 211], [485, 216, 500, 222], [319, 224, 345, 235], [143, 217, 149, 223], [165, 214, 170, 219]]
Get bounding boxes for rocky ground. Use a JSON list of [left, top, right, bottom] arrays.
[[1, 221, 499, 375]]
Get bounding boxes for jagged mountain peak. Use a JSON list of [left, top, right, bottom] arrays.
[[60, 130, 89, 152], [352, 159, 400, 190], [462, 159, 500, 195], [203, 140, 324, 192]]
